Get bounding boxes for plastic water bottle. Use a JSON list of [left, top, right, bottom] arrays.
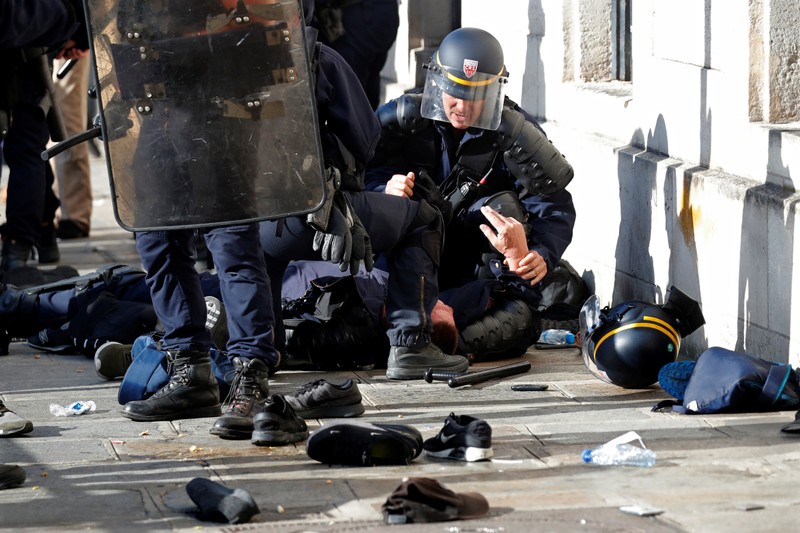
[[538, 329, 575, 345], [582, 443, 656, 467], [50, 401, 97, 417]]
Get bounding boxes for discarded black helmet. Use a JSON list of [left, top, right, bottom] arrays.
[[420, 28, 508, 130], [579, 287, 705, 389]]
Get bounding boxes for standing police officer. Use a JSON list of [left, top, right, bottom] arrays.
[[366, 27, 577, 362], [1, 0, 89, 272]]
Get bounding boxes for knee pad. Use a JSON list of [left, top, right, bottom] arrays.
[[459, 299, 541, 362], [406, 200, 444, 266], [284, 317, 389, 370]]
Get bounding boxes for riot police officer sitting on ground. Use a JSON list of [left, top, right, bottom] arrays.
[[365, 27, 577, 362]]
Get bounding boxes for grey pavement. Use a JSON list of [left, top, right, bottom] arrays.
[[1, 155, 800, 532]]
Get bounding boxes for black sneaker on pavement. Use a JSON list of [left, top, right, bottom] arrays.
[[386, 344, 469, 380], [27, 324, 74, 354], [306, 421, 423, 466], [423, 413, 493, 462], [0, 464, 25, 490], [94, 341, 133, 380], [285, 378, 365, 418], [0, 400, 33, 437], [251, 394, 309, 446]]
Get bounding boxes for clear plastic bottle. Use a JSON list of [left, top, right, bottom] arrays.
[[50, 401, 97, 417], [581, 443, 656, 467], [538, 329, 576, 345]]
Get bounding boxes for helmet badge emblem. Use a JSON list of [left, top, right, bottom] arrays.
[[463, 59, 478, 78]]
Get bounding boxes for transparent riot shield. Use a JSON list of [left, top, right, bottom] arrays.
[[84, 0, 326, 230]]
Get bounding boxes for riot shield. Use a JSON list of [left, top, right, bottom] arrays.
[[84, 0, 326, 230]]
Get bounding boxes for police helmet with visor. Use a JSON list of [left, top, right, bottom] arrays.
[[421, 28, 508, 131], [579, 287, 705, 389]]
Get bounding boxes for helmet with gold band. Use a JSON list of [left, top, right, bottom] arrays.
[[420, 27, 509, 131], [579, 287, 705, 389]]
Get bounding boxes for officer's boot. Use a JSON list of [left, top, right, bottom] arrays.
[[0, 284, 38, 355], [122, 350, 221, 422], [459, 299, 540, 363], [210, 357, 270, 439], [0, 239, 31, 273]]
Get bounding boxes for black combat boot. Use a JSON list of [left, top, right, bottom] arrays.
[[122, 350, 221, 421], [210, 357, 270, 439], [0, 284, 38, 355], [1, 239, 31, 273]]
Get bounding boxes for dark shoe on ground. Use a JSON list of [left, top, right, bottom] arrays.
[[386, 344, 469, 380], [210, 357, 270, 439], [658, 360, 697, 402], [251, 394, 309, 446], [94, 341, 133, 380], [56, 220, 89, 240], [285, 378, 365, 418], [0, 400, 33, 437], [186, 477, 260, 524], [35, 225, 60, 264], [27, 323, 75, 354], [423, 412, 494, 462], [0, 464, 26, 490], [1, 239, 32, 272], [122, 350, 221, 421], [306, 421, 423, 466]]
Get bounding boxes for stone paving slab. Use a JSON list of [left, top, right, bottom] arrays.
[[3, 157, 800, 531]]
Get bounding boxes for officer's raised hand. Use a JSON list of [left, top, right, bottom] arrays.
[[479, 205, 547, 285], [385, 171, 415, 197]]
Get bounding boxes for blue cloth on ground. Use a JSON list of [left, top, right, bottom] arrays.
[[118, 335, 235, 405]]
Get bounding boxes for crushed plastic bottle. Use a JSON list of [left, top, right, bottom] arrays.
[[50, 401, 97, 417], [538, 329, 576, 345], [581, 431, 656, 467]]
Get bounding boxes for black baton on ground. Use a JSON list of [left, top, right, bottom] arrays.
[[448, 361, 532, 388], [424, 369, 469, 383]]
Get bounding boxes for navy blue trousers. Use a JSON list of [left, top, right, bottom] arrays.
[[261, 191, 441, 350], [1, 100, 59, 245], [136, 223, 279, 366]]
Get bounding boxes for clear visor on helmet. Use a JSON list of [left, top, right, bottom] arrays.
[[579, 295, 612, 384], [420, 66, 507, 131]]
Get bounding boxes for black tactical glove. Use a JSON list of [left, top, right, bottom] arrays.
[[312, 192, 374, 275], [412, 169, 453, 225]]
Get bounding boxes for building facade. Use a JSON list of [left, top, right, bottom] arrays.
[[383, 0, 800, 364]]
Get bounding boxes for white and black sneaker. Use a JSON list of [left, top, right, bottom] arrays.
[[423, 413, 493, 462]]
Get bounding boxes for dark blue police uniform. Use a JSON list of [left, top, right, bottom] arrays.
[[312, 0, 399, 109], [259, 29, 442, 352], [0, 0, 83, 261], [365, 99, 577, 327]]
